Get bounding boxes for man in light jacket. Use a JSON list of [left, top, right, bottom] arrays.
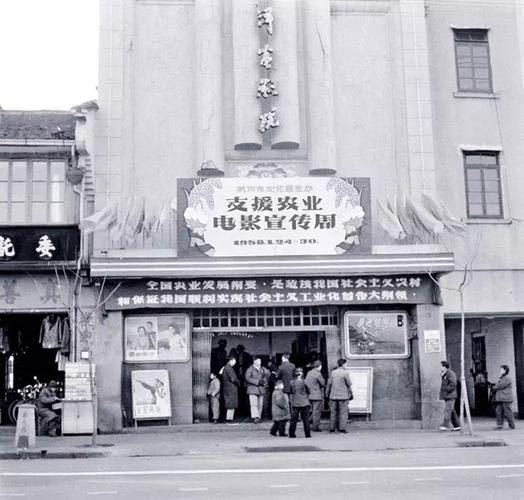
[[493, 364, 515, 429], [245, 356, 267, 423], [305, 360, 325, 432], [327, 359, 352, 433]]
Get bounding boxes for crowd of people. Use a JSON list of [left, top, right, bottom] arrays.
[[208, 340, 353, 437]]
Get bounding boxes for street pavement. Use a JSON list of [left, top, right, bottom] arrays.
[[1, 419, 523, 499]]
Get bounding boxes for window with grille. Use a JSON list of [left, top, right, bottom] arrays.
[[464, 151, 503, 219], [193, 306, 339, 330], [453, 29, 493, 93], [0, 159, 66, 224]]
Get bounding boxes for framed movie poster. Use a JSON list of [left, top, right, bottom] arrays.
[[344, 311, 409, 359], [124, 314, 190, 363], [131, 369, 171, 419]]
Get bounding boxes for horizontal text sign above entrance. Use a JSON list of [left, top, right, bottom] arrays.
[[105, 275, 436, 310], [177, 177, 371, 258]]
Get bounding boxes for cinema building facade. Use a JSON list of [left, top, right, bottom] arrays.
[[87, 0, 524, 431]]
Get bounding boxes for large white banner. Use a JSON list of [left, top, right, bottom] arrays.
[[178, 177, 371, 258]]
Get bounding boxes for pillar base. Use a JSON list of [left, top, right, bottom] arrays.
[[421, 400, 445, 429]]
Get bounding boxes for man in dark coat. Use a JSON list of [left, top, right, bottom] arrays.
[[211, 339, 228, 374], [289, 368, 311, 438], [36, 380, 61, 436], [493, 364, 516, 429], [327, 359, 352, 433], [305, 360, 325, 432], [270, 380, 290, 437], [222, 357, 240, 423], [276, 353, 296, 395], [439, 360, 460, 431]]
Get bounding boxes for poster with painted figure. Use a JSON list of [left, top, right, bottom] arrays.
[[131, 369, 171, 419], [156, 315, 190, 362], [344, 311, 409, 359], [124, 316, 158, 361], [124, 314, 190, 363]]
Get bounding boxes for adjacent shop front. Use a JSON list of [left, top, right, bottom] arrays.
[[0, 225, 80, 425], [90, 176, 455, 431]]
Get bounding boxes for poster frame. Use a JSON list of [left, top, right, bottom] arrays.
[[348, 366, 374, 414], [343, 310, 410, 360], [131, 369, 172, 420]]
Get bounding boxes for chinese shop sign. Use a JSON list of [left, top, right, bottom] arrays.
[[177, 177, 371, 258], [105, 275, 435, 311], [0, 274, 64, 310], [0, 226, 80, 262]]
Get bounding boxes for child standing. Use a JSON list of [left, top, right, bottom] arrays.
[[270, 380, 290, 437], [207, 372, 221, 423]]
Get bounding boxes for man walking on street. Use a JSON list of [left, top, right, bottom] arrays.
[[439, 360, 461, 431], [245, 356, 267, 423], [493, 364, 516, 430], [305, 360, 325, 432], [327, 359, 352, 434], [276, 353, 296, 395]]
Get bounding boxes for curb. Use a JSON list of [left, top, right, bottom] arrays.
[[0, 450, 108, 460]]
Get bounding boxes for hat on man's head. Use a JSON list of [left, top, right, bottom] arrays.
[[294, 368, 304, 376], [312, 360, 322, 368], [48, 380, 58, 388]]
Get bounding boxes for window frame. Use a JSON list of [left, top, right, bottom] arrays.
[[463, 151, 503, 219], [453, 29, 493, 94], [0, 158, 67, 225]]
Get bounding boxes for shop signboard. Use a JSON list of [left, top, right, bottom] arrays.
[[131, 369, 171, 420], [348, 367, 373, 414], [0, 225, 80, 263], [124, 314, 190, 363], [344, 311, 410, 359], [107, 275, 435, 310], [177, 177, 371, 258], [65, 362, 94, 400], [0, 274, 67, 311]]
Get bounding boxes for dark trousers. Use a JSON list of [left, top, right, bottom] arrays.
[[495, 402, 515, 428], [329, 399, 349, 431], [310, 400, 323, 430], [289, 405, 311, 437], [36, 408, 60, 435], [270, 420, 288, 436]]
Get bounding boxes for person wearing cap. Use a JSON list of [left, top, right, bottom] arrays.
[[326, 359, 352, 433], [288, 368, 311, 438], [305, 360, 326, 432], [36, 380, 61, 437]]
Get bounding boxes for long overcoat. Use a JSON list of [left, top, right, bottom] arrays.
[[222, 364, 240, 409]]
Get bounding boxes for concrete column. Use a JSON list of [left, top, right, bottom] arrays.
[[194, 0, 225, 173], [415, 304, 446, 429], [303, 0, 337, 175], [232, 0, 262, 150], [271, 0, 300, 149], [94, 310, 123, 433], [399, 0, 437, 199]]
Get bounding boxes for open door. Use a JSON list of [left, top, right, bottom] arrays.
[[512, 320, 524, 419]]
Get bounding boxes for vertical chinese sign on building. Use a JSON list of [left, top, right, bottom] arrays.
[[178, 177, 371, 258]]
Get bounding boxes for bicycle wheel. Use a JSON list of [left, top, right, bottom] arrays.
[[8, 399, 22, 424]]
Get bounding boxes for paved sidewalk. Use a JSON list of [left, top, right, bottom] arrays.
[[0, 418, 521, 459]]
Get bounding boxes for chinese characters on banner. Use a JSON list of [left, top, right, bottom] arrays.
[[0, 226, 79, 262], [257, 6, 280, 133], [106, 276, 435, 311], [344, 311, 410, 359], [131, 370, 172, 420], [178, 177, 371, 257], [124, 315, 190, 363]]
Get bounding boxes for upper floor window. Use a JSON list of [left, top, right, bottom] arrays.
[[0, 160, 66, 224], [464, 151, 502, 219], [454, 29, 493, 93]]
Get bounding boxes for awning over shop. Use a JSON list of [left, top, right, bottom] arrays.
[[90, 252, 454, 279]]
